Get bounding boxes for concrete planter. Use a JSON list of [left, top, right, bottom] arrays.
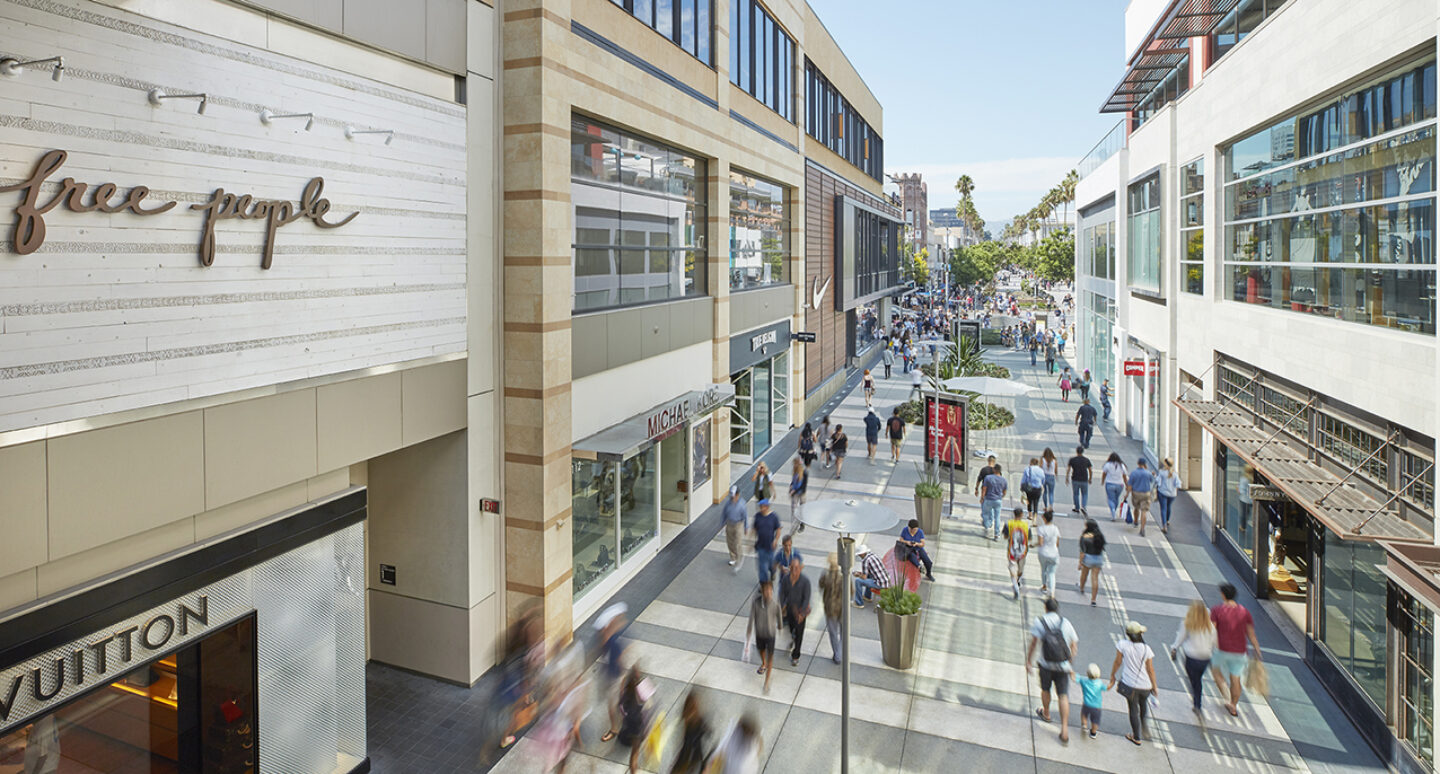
[[876, 607, 921, 670], [914, 494, 942, 536]]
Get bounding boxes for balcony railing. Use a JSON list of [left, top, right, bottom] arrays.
[[1077, 120, 1126, 178]]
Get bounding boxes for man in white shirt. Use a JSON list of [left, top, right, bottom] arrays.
[[1026, 598, 1079, 745]]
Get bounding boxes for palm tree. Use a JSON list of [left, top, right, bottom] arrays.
[[955, 175, 974, 200]]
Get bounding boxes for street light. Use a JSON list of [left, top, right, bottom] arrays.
[[797, 499, 899, 774]]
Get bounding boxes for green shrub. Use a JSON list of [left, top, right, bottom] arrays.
[[972, 363, 1011, 379], [980, 329, 1003, 345], [969, 402, 1015, 430], [897, 400, 923, 425], [915, 480, 943, 499], [876, 584, 922, 616]]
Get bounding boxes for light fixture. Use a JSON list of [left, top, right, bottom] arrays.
[[0, 56, 64, 82], [260, 109, 314, 131], [344, 125, 394, 145], [148, 88, 207, 114]]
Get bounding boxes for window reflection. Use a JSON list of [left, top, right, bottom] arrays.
[[730, 171, 789, 290], [572, 458, 618, 597], [1128, 175, 1162, 293], [730, 0, 793, 121]]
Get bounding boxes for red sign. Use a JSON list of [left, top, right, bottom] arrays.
[[1123, 359, 1147, 376], [924, 395, 966, 468]]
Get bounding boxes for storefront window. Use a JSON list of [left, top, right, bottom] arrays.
[[730, 370, 753, 457], [771, 350, 789, 431], [1395, 586, 1435, 766], [1321, 531, 1388, 707], [619, 447, 658, 561], [729, 172, 789, 290], [572, 458, 618, 598], [855, 304, 880, 354], [1128, 174, 1162, 294], [1220, 445, 1256, 561]]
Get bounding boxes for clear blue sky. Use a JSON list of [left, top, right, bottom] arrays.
[[809, 0, 1130, 229]]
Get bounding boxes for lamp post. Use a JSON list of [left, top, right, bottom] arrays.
[[798, 499, 899, 774]]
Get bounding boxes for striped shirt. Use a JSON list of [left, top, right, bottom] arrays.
[[860, 552, 891, 587]]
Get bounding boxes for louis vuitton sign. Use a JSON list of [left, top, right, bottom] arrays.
[[0, 149, 358, 269]]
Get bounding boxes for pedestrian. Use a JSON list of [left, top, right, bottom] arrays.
[[753, 462, 775, 502], [1045, 338, 1057, 374], [1075, 398, 1098, 450], [788, 458, 808, 535], [909, 364, 924, 402], [851, 544, 892, 608], [1058, 368, 1072, 402], [1171, 600, 1217, 722], [1078, 369, 1092, 401], [818, 553, 844, 664], [1211, 582, 1262, 717], [778, 557, 811, 667], [881, 344, 895, 379], [596, 604, 630, 745], [1021, 457, 1045, 516], [1156, 458, 1181, 534], [532, 643, 588, 773], [745, 581, 781, 693], [973, 454, 997, 497], [1077, 519, 1106, 607], [1035, 509, 1060, 596], [819, 415, 833, 469], [886, 407, 906, 462], [1101, 453, 1128, 521], [1029, 334, 1039, 366], [722, 487, 747, 572], [616, 665, 651, 772], [798, 423, 817, 468], [669, 690, 711, 774], [1099, 379, 1112, 421], [1126, 458, 1155, 536], [751, 499, 781, 584], [1066, 447, 1092, 516], [1026, 597, 1079, 745], [980, 463, 1007, 541], [1003, 507, 1031, 599], [709, 714, 762, 774], [830, 424, 849, 479], [863, 407, 882, 462], [1078, 664, 1106, 739], [899, 518, 935, 581], [1041, 448, 1059, 510], [1108, 621, 1158, 747]]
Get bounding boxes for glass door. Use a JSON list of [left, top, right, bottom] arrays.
[[730, 369, 753, 458], [659, 431, 687, 523], [752, 361, 772, 454]]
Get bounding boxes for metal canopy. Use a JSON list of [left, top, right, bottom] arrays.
[[1174, 398, 1431, 543], [573, 385, 734, 461], [1100, 0, 1240, 113]]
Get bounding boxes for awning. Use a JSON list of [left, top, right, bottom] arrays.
[[1100, 0, 1240, 113], [1174, 398, 1430, 543], [1381, 542, 1440, 613], [574, 384, 735, 462]]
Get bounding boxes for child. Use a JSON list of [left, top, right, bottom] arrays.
[[1003, 507, 1031, 600], [1079, 663, 1106, 739], [1058, 367, 1073, 403]]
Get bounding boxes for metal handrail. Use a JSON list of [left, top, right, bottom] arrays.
[[1315, 431, 1401, 507], [1250, 396, 1317, 458], [1353, 461, 1434, 535]]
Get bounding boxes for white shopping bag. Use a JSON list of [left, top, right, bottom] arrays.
[[742, 641, 752, 664]]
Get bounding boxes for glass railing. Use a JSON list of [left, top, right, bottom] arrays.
[[1077, 120, 1126, 178]]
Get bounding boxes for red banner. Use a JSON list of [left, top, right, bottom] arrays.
[[925, 395, 966, 468], [1123, 359, 1147, 376]]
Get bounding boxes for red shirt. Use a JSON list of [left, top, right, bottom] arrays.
[[1211, 602, 1254, 654]]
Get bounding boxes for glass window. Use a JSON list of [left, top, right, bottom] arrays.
[[729, 0, 793, 122], [1128, 174, 1162, 294], [1321, 532, 1388, 708], [805, 58, 882, 180], [619, 447, 658, 560], [1219, 445, 1256, 561], [772, 350, 789, 431], [1403, 450, 1436, 513], [1397, 588, 1435, 766], [573, 458, 618, 597], [731, 369, 752, 456], [613, 0, 710, 65], [696, 0, 709, 65], [679, 0, 695, 55], [729, 170, 789, 289], [1180, 158, 1205, 295]]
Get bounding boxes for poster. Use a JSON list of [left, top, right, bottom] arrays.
[[692, 420, 711, 487], [924, 393, 967, 469], [955, 320, 982, 354]]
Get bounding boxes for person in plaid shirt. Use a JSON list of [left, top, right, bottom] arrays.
[[851, 544, 892, 608]]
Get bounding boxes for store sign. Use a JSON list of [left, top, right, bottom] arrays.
[[0, 149, 358, 269], [1123, 359, 1149, 376], [644, 384, 735, 440], [0, 594, 217, 727], [924, 393, 967, 469], [751, 330, 778, 351]]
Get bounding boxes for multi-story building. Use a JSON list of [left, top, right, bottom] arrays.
[[890, 172, 927, 247], [0, 0, 499, 770], [1074, 1, 1438, 769], [930, 208, 982, 248], [502, 0, 899, 640]]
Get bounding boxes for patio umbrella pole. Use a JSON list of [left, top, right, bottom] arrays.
[[838, 534, 853, 774]]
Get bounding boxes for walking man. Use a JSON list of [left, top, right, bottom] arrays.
[[973, 454, 997, 497], [722, 486, 747, 572], [980, 463, 1007, 541], [1075, 397, 1098, 450], [881, 344, 895, 379], [886, 407, 906, 462], [1211, 583, 1262, 718], [751, 499, 781, 584], [1066, 447, 1092, 516], [1100, 379, 1112, 421], [1127, 459, 1155, 537], [1044, 336, 1057, 375], [1004, 507, 1031, 599], [909, 364, 924, 402], [1027, 597, 1079, 745], [818, 553, 844, 664], [864, 408, 882, 463], [778, 557, 811, 667]]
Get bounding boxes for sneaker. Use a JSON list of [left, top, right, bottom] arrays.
[[1090, 600, 1097, 607], [1089, 729, 1097, 739], [1138, 526, 1146, 537], [853, 601, 865, 609], [728, 560, 736, 566]]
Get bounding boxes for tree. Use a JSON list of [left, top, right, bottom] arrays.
[[953, 174, 985, 235], [900, 240, 930, 285]]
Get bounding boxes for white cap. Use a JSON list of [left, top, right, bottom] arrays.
[[856, 544, 871, 556], [593, 602, 628, 631]]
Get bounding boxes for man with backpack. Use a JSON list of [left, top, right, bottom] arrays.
[[1026, 597, 1080, 745], [886, 407, 906, 462]]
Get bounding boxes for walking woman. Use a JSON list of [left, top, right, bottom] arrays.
[[831, 424, 849, 480], [669, 690, 711, 774], [1156, 458, 1182, 534], [819, 416, 834, 469], [1035, 509, 1061, 596], [1078, 369, 1092, 401], [753, 462, 775, 502], [1058, 367, 1072, 403], [1109, 621, 1159, 746], [1101, 453, 1128, 521], [788, 457, 808, 535], [798, 423, 817, 468], [1041, 448, 1058, 510], [1171, 601, 1217, 721], [1077, 519, 1106, 607], [862, 369, 876, 405]]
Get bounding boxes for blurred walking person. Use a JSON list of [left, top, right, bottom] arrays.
[[1171, 600, 1217, 722], [669, 690, 712, 774], [788, 458, 808, 535], [778, 557, 812, 667], [746, 581, 782, 693], [722, 487, 747, 572], [818, 553, 844, 664]]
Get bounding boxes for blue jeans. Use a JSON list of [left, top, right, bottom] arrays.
[[1105, 483, 1125, 518], [1030, 349, 1037, 365], [1072, 481, 1089, 511], [853, 577, 881, 606], [1158, 493, 1176, 527], [1039, 556, 1058, 591], [1043, 474, 1056, 508], [756, 547, 776, 584], [981, 499, 1003, 532], [1102, 400, 1111, 420], [1078, 424, 1093, 449]]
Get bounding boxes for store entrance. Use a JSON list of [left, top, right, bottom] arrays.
[[659, 431, 687, 525], [1261, 500, 1315, 632]]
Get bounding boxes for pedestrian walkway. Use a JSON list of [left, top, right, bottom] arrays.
[[484, 345, 1384, 773]]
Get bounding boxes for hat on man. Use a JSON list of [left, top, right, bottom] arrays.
[[729, 486, 738, 496], [856, 544, 871, 556], [757, 498, 770, 506]]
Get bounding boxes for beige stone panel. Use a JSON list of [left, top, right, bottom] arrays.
[[194, 480, 310, 541], [0, 568, 38, 615], [468, 592, 500, 680], [368, 589, 471, 684], [469, 391, 501, 603], [467, 0, 497, 78], [541, 396, 572, 455], [403, 360, 468, 445], [505, 524, 545, 587], [503, 461, 544, 523], [316, 373, 403, 473], [38, 518, 194, 597], [368, 431, 470, 608], [48, 412, 205, 559], [349, 461, 370, 486], [307, 469, 352, 502], [204, 390, 318, 510], [0, 441, 46, 571]]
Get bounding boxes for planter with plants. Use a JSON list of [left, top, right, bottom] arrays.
[[875, 584, 922, 669], [914, 473, 943, 536]]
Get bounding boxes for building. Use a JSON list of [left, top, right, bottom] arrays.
[[890, 172, 927, 247], [930, 208, 982, 248], [502, 0, 899, 640], [0, 0, 499, 770], [1074, 1, 1437, 769]]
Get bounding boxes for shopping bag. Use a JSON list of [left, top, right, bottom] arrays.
[[742, 640, 752, 664], [1120, 502, 1133, 524], [640, 710, 666, 769], [1245, 657, 1270, 698]]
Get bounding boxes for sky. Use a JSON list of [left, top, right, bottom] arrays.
[[808, 0, 1130, 230]]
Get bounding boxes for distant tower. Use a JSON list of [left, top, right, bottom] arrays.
[[892, 173, 928, 246]]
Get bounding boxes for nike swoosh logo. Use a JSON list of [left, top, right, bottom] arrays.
[[812, 275, 832, 310]]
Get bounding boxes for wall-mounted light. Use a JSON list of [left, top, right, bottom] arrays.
[[148, 88, 207, 114], [260, 109, 314, 131], [0, 56, 64, 82], [345, 125, 394, 145]]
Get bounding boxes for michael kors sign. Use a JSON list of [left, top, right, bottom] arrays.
[[0, 149, 358, 269]]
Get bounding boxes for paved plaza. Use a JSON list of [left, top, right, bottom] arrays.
[[372, 341, 1387, 774]]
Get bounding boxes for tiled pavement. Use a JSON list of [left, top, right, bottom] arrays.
[[372, 339, 1387, 774]]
